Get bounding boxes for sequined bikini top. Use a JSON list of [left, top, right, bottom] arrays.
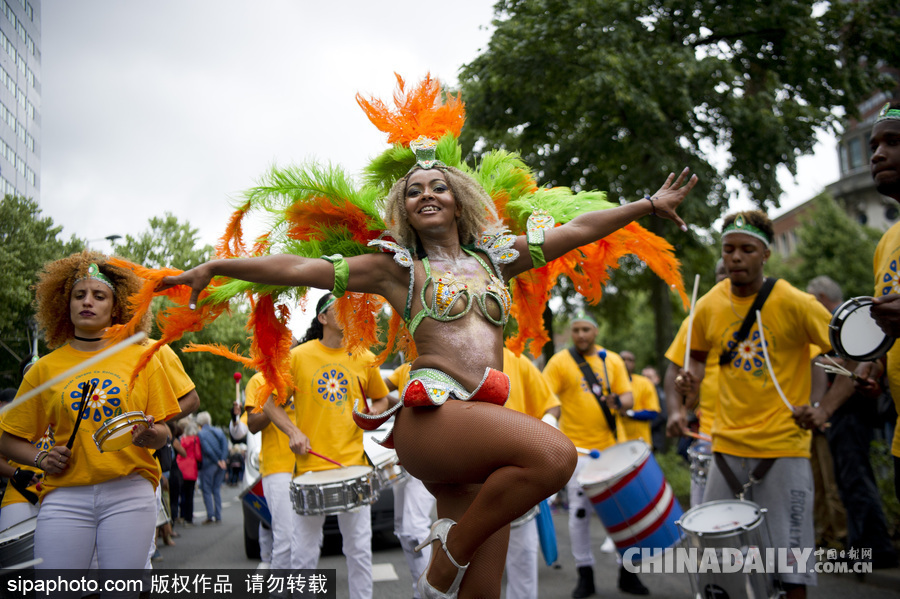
[[369, 232, 518, 337]]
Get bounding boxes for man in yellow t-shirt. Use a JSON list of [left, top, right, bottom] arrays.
[[263, 294, 388, 599], [542, 314, 635, 599], [867, 102, 900, 506], [675, 211, 852, 598], [616, 351, 660, 446], [244, 371, 296, 571]]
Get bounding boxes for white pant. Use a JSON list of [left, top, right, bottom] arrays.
[[259, 522, 273, 563], [291, 506, 373, 599], [0, 500, 39, 531], [566, 455, 601, 568], [506, 517, 539, 599], [36, 475, 157, 570], [262, 472, 293, 569], [393, 476, 435, 597]]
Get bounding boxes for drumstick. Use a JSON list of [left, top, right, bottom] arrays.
[[0, 332, 147, 418], [308, 449, 344, 468], [683, 273, 700, 375], [755, 310, 794, 414], [683, 430, 711, 442], [234, 372, 242, 405], [597, 349, 621, 408], [358, 378, 373, 413], [575, 447, 601, 459], [66, 379, 97, 450]]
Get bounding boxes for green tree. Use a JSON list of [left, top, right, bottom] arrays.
[[0, 196, 84, 385], [458, 0, 899, 363], [114, 215, 252, 426]]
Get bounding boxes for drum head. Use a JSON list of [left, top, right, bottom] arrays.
[[293, 465, 371, 485], [679, 499, 762, 535], [830, 297, 894, 361], [576, 440, 650, 490], [94, 412, 148, 452], [0, 517, 37, 547]]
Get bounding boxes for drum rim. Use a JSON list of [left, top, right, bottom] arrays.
[[677, 498, 763, 536], [0, 516, 37, 546], [829, 296, 894, 361], [576, 439, 651, 488], [291, 464, 373, 484], [92, 411, 148, 442]]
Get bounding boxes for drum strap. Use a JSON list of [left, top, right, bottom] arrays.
[[714, 452, 775, 500], [719, 277, 778, 366], [568, 348, 617, 436]]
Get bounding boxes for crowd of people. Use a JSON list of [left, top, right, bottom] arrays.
[[1, 86, 900, 599]]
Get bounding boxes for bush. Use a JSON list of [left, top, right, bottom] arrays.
[[871, 438, 900, 538], [656, 446, 692, 509]]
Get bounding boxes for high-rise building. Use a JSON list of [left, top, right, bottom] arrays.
[[0, 0, 39, 200]]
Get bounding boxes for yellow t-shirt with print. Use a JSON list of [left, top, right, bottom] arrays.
[[244, 372, 295, 477], [873, 221, 900, 458], [666, 318, 719, 437], [1, 425, 53, 508], [690, 279, 831, 458], [388, 363, 411, 393], [290, 340, 389, 474], [154, 343, 195, 399], [616, 374, 660, 445], [0, 344, 181, 496], [503, 348, 560, 419], [543, 345, 631, 451]]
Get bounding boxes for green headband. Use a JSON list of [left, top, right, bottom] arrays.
[[76, 263, 114, 291], [317, 294, 336, 316], [722, 214, 771, 247], [571, 313, 598, 328], [876, 102, 900, 124]]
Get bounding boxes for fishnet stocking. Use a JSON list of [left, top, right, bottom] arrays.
[[393, 400, 576, 598]]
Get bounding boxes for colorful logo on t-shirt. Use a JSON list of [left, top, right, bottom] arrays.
[[33, 426, 54, 451], [879, 259, 900, 296], [69, 376, 123, 422], [723, 329, 766, 373], [316, 367, 349, 405]]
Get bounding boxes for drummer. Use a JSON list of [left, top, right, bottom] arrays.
[[243, 367, 298, 571], [674, 211, 855, 599], [0, 251, 181, 570], [542, 315, 647, 598], [664, 259, 728, 507], [615, 351, 660, 447], [262, 293, 388, 599]]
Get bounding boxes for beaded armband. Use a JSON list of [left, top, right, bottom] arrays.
[[526, 209, 554, 268], [321, 254, 349, 298], [474, 232, 518, 280]]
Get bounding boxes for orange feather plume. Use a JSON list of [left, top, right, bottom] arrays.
[[285, 198, 381, 246], [217, 201, 252, 259], [356, 73, 465, 147], [182, 343, 255, 370], [246, 296, 294, 406]]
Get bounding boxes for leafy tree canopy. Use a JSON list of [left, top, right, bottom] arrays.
[[112, 212, 213, 270]]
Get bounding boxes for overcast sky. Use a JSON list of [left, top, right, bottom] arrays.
[[40, 0, 837, 254]]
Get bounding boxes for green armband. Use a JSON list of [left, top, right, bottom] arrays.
[[322, 254, 349, 298], [526, 209, 555, 268]]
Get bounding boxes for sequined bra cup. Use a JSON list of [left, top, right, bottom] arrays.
[[369, 232, 518, 336]]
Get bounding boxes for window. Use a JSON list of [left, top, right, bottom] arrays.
[[886, 205, 899, 222], [848, 137, 865, 170], [25, 165, 33, 185]]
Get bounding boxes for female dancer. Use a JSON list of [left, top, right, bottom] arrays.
[[164, 158, 696, 596], [0, 251, 182, 570]]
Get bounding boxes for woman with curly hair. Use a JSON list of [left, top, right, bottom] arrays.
[[0, 251, 181, 570], [165, 161, 696, 598]]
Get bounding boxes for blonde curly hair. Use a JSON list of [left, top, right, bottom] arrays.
[[383, 165, 500, 249], [34, 250, 150, 348]]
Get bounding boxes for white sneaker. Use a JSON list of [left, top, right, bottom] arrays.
[[600, 536, 616, 553]]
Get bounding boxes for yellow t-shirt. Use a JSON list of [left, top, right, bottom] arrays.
[[290, 340, 389, 473], [388, 363, 411, 392], [616, 374, 660, 445], [244, 372, 295, 477], [690, 279, 832, 458], [502, 348, 560, 419], [873, 221, 900, 458], [1, 426, 53, 508], [0, 344, 181, 496], [665, 318, 719, 437], [543, 345, 631, 451], [154, 342, 196, 399]]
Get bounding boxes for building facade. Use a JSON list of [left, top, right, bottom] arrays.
[[0, 0, 39, 200]]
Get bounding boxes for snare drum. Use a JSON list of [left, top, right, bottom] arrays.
[[290, 465, 376, 516], [92, 411, 150, 452], [829, 296, 895, 361], [677, 499, 778, 599], [363, 434, 407, 492], [687, 440, 712, 507], [0, 516, 36, 569], [577, 440, 684, 561]]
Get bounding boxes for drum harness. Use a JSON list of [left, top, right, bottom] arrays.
[[715, 277, 778, 501], [569, 348, 617, 437]]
